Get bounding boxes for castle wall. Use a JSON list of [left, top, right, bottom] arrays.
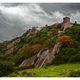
[[63, 17, 72, 31]]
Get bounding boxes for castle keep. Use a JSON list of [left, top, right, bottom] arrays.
[[63, 17, 70, 24], [63, 17, 72, 30]]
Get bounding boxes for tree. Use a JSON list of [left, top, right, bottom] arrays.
[[57, 35, 75, 47], [64, 27, 80, 41], [31, 44, 43, 53], [19, 44, 43, 58], [74, 21, 77, 25], [0, 61, 14, 76], [53, 48, 80, 64], [68, 53, 80, 63], [18, 45, 32, 58]]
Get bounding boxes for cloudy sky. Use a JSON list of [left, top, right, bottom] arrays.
[[0, 3, 80, 42]]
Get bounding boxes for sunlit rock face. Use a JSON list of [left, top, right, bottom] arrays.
[[5, 37, 20, 54], [19, 43, 61, 68], [35, 43, 61, 68], [19, 55, 37, 68]]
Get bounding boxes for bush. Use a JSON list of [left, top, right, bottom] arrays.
[[69, 71, 80, 77], [11, 54, 23, 65], [19, 44, 43, 59], [2, 54, 24, 66], [64, 27, 80, 42], [68, 53, 80, 63], [57, 35, 75, 47], [0, 61, 14, 76], [53, 48, 80, 64]]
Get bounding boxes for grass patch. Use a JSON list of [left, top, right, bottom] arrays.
[[8, 63, 80, 77]]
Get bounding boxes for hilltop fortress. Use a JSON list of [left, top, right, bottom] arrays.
[[62, 17, 73, 31], [31, 17, 73, 33]]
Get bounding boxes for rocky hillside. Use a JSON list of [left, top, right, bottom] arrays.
[[0, 23, 80, 76]]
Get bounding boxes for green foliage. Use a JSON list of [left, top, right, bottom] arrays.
[[18, 44, 43, 59], [21, 26, 57, 47], [64, 26, 80, 42], [26, 36, 38, 45], [36, 27, 57, 46], [8, 64, 80, 77], [18, 37, 27, 48], [69, 70, 80, 77], [0, 23, 80, 76], [69, 53, 80, 63], [57, 23, 62, 29], [0, 52, 23, 76], [0, 43, 5, 53], [0, 61, 14, 76], [74, 21, 77, 26], [53, 48, 80, 64], [6, 54, 23, 65]]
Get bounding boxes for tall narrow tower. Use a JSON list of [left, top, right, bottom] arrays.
[[63, 17, 70, 24], [63, 17, 71, 30]]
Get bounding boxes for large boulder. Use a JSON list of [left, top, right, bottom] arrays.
[[5, 37, 20, 54], [19, 55, 37, 68], [35, 43, 61, 68]]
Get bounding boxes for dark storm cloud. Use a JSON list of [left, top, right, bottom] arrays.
[[0, 3, 80, 42], [39, 3, 80, 15], [1, 3, 23, 7]]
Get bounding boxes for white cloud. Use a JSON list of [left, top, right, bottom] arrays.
[[0, 3, 80, 42], [0, 3, 53, 26], [52, 11, 64, 18], [0, 3, 65, 27], [51, 11, 65, 23], [70, 11, 80, 23], [0, 3, 55, 41]]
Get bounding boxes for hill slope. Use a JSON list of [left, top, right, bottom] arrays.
[[8, 63, 80, 77], [0, 23, 80, 77]]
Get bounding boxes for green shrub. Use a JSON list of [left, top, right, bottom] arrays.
[[64, 26, 80, 42], [18, 44, 43, 59], [53, 48, 80, 64], [69, 71, 80, 77], [68, 53, 80, 63], [0, 61, 14, 76]]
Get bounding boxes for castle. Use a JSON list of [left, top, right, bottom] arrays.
[[32, 17, 72, 33], [63, 17, 73, 31]]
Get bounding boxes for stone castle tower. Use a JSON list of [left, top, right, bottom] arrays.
[[63, 17, 72, 31], [63, 17, 70, 24]]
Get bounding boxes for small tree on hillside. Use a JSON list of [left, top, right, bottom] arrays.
[[57, 35, 75, 47], [19, 44, 43, 59], [74, 21, 77, 25], [31, 44, 43, 53]]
